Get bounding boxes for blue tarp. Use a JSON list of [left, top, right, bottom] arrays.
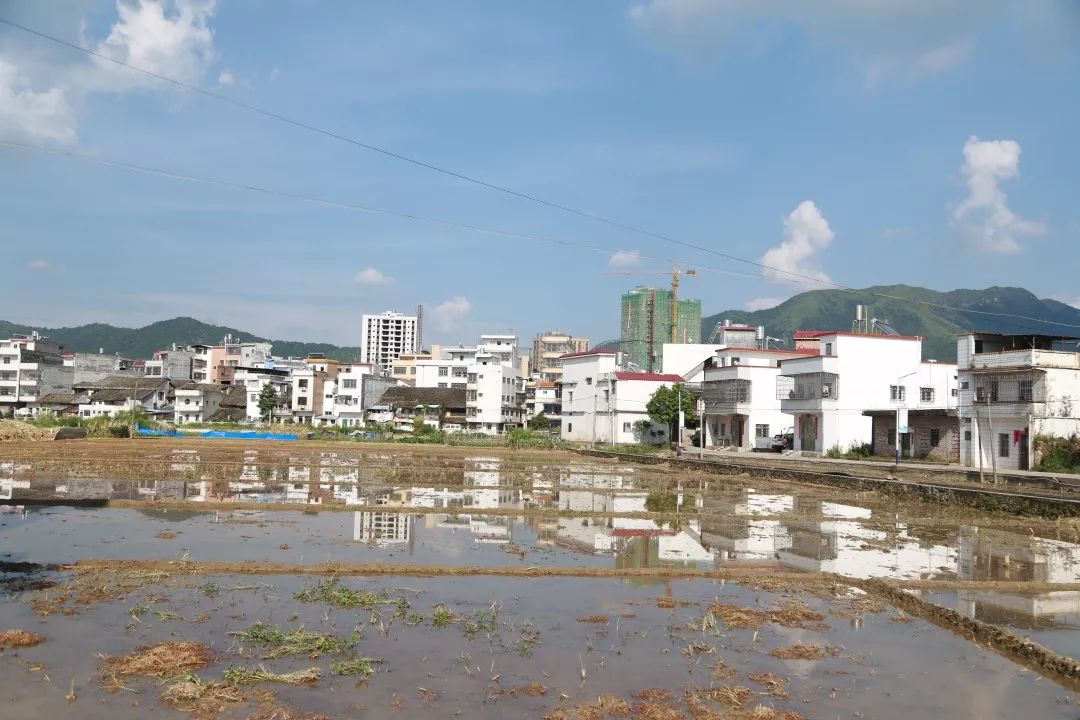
[[136, 425, 298, 441]]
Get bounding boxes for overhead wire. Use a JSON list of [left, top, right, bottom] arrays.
[[3, 16, 1080, 333]]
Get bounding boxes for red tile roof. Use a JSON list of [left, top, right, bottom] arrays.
[[613, 372, 683, 382], [559, 349, 616, 359]]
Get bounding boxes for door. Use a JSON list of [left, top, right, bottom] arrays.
[[733, 418, 744, 448], [800, 414, 817, 452], [1019, 430, 1030, 470]]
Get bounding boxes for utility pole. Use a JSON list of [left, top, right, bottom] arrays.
[[895, 371, 916, 469], [986, 394, 998, 485]]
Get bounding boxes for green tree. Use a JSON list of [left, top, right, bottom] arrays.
[[527, 413, 551, 431], [645, 384, 696, 441], [258, 384, 278, 422]]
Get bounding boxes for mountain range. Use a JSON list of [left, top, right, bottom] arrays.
[[0, 317, 360, 362], [4, 285, 1077, 364]]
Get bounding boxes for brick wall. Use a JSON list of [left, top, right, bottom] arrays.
[[871, 414, 959, 462]]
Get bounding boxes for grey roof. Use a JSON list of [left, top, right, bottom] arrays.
[[37, 392, 85, 405], [378, 386, 467, 410], [76, 375, 170, 392], [220, 384, 248, 408], [208, 405, 246, 422]]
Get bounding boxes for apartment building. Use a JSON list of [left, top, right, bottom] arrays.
[[531, 331, 589, 381], [291, 356, 340, 424], [361, 311, 418, 373], [701, 347, 819, 450], [327, 363, 397, 428], [465, 351, 523, 434], [189, 337, 272, 385], [0, 333, 73, 416], [957, 332, 1080, 472], [778, 331, 956, 455], [525, 380, 560, 422]]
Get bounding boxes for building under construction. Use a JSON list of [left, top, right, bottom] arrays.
[[619, 287, 702, 372]]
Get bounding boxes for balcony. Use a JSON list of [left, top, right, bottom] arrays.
[[777, 372, 839, 402], [970, 349, 1080, 371], [961, 372, 1044, 405], [703, 379, 752, 413]]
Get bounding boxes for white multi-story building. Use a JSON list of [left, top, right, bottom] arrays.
[[559, 349, 677, 444], [465, 352, 522, 434], [174, 383, 224, 424], [361, 311, 418, 373], [525, 380, 560, 422], [0, 333, 73, 416], [778, 331, 956, 455], [477, 334, 519, 367], [234, 367, 292, 422], [957, 332, 1080, 472], [701, 347, 819, 450], [290, 357, 340, 424]]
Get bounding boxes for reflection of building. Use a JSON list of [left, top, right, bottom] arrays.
[[353, 512, 413, 546]]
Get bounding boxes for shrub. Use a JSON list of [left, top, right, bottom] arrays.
[[1035, 434, 1080, 474]]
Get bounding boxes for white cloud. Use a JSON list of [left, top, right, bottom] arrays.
[[88, 0, 218, 92], [608, 250, 642, 268], [760, 200, 834, 286], [628, 0, 1013, 84], [217, 69, 235, 86], [0, 58, 77, 144], [431, 296, 471, 332], [26, 260, 54, 272], [353, 267, 393, 286], [952, 136, 1046, 254], [745, 297, 783, 311]]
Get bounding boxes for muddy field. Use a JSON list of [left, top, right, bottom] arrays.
[[2, 440, 1080, 718]]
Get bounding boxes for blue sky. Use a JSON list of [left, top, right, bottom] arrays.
[[2, 0, 1078, 346]]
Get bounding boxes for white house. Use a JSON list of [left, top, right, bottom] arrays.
[[0, 333, 73, 417], [174, 383, 224, 424], [234, 367, 292, 422], [559, 349, 679, 445], [957, 332, 1080, 472], [76, 376, 173, 419], [701, 347, 819, 450], [778, 331, 955, 455], [466, 351, 522, 434]]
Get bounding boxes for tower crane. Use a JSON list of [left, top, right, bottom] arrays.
[[602, 263, 698, 342]]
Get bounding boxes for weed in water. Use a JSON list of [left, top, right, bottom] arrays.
[[199, 582, 221, 598], [404, 612, 424, 627], [294, 579, 402, 610], [330, 655, 381, 677], [221, 665, 320, 686], [229, 623, 356, 659], [431, 604, 456, 628]]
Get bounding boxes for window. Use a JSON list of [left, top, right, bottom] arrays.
[[342, 379, 357, 389], [298, 379, 308, 388], [961, 381, 969, 390], [964, 430, 972, 441], [890, 385, 906, 402], [999, 433, 1010, 458], [623, 422, 631, 432], [951, 388, 958, 397], [567, 423, 572, 433], [720, 423, 727, 436], [824, 342, 832, 357], [298, 396, 308, 407], [585, 377, 593, 385], [920, 387, 935, 403], [250, 394, 257, 402], [568, 391, 573, 402], [755, 424, 770, 438], [438, 367, 448, 377], [394, 367, 406, 375], [990, 380, 999, 402], [930, 428, 941, 446], [438, 383, 448, 388], [1019, 379, 1033, 402]]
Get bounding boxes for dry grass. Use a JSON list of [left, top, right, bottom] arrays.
[[632, 689, 674, 703], [768, 644, 833, 660], [630, 702, 686, 720], [160, 678, 244, 718], [0, 630, 44, 649], [576, 615, 609, 624], [768, 601, 827, 629], [707, 603, 768, 629], [712, 660, 737, 680], [697, 686, 753, 707], [746, 673, 788, 699], [103, 642, 215, 678], [598, 694, 631, 716], [154, 531, 177, 540], [0, 420, 55, 441]]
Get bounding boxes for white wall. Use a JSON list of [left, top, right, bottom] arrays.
[[559, 352, 620, 443]]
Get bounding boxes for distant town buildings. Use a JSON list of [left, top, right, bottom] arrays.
[[361, 311, 419, 374], [531, 330, 589, 381]]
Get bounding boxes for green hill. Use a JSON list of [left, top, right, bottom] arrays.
[[0, 317, 360, 362], [700, 285, 1080, 360]]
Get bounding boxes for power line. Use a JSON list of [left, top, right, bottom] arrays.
[[5, 136, 1080, 336], [3, 16, 1077, 332]]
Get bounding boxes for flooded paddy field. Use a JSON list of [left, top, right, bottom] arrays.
[[3, 440, 1080, 717]]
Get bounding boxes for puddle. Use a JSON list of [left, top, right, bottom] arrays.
[[3, 573, 1077, 719]]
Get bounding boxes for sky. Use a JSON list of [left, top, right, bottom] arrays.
[[1, 0, 1079, 347]]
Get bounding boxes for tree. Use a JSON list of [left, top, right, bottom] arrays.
[[645, 384, 696, 442], [258, 384, 278, 422], [527, 413, 551, 431]]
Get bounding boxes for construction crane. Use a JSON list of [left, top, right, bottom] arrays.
[[603, 263, 698, 342]]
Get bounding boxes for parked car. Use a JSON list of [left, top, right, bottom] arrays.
[[771, 428, 794, 452]]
